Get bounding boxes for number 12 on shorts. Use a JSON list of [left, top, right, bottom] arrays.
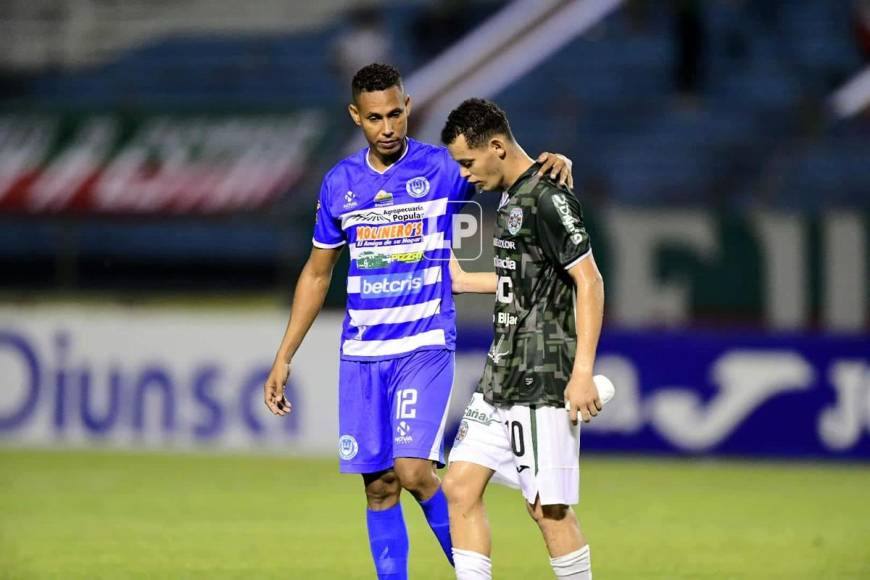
[[396, 389, 418, 419]]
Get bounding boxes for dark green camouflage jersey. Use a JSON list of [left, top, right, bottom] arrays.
[[478, 163, 591, 408]]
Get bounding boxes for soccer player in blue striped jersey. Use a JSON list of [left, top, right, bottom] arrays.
[[263, 63, 573, 580]]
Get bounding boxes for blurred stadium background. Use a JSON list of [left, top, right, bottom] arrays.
[[1, 0, 868, 578]]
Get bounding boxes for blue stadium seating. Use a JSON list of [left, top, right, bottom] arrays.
[[4, 0, 866, 273]]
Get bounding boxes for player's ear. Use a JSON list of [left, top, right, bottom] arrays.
[[491, 137, 507, 160], [404, 93, 412, 117], [348, 103, 362, 127]]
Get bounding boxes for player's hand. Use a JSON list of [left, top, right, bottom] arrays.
[[264, 361, 292, 416], [537, 152, 574, 190], [564, 372, 602, 425]]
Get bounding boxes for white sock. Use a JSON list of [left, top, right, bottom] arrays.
[[549, 544, 591, 579], [453, 548, 492, 580]]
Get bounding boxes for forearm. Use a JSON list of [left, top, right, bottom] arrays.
[[450, 253, 497, 294], [455, 271, 498, 294], [274, 266, 332, 364], [572, 275, 604, 375]]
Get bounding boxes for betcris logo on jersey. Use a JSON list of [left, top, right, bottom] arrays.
[[361, 272, 424, 299]]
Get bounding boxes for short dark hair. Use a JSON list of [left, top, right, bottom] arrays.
[[352, 63, 403, 100], [441, 98, 514, 148]]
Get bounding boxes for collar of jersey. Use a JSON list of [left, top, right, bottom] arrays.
[[365, 138, 411, 175], [503, 162, 542, 201]]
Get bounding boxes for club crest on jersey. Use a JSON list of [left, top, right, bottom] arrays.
[[456, 420, 469, 443], [338, 435, 359, 460], [405, 176, 430, 199], [374, 190, 393, 207], [507, 207, 524, 235]]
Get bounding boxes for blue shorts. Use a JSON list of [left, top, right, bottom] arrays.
[[338, 348, 454, 474]]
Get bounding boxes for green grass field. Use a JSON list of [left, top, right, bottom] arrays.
[[1, 450, 868, 579]]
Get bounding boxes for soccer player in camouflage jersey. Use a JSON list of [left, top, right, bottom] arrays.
[[441, 99, 605, 580], [262, 64, 576, 580]]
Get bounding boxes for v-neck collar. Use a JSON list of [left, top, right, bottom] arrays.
[[365, 138, 411, 175]]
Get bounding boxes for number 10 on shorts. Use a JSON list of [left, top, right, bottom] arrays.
[[507, 420, 526, 457]]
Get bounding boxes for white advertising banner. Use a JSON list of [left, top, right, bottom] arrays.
[[8, 306, 864, 459], [0, 306, 486, 455]]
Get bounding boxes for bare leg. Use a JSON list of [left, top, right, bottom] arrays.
[[443, 461, 495, 554], [527, 497, 591, 578], [443, 461, 495, 579], [526, 497, 586, 557]]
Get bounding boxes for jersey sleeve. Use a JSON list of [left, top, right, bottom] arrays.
[[536, 188, 591, 270], [312, 177, 346, 249]]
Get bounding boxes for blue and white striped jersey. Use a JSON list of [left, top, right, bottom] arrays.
[[312, 138, 475, 361]]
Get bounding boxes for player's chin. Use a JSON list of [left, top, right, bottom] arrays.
[[376, 140, 402, 154]]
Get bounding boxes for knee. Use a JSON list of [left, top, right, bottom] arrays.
[[442, 470, 480, 509], [365, 470, 401, 509], [527, 501, 571, 525], [393, 461, 438, 497]]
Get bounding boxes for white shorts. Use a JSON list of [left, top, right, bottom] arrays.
[[448, 392, 581, 506]]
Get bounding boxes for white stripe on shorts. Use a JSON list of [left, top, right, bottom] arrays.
[[428, 354, 454, 462]]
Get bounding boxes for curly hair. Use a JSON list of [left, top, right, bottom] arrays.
[[441, 98, 514, 148], [352, 63, 403, 100]]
